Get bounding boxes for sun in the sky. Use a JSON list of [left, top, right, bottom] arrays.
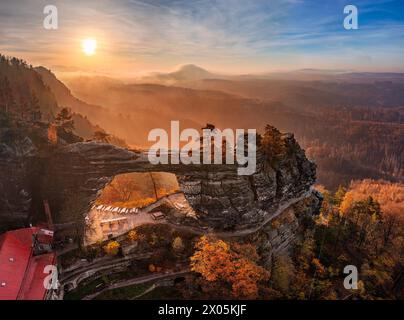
[[82, 38, 97, 56]]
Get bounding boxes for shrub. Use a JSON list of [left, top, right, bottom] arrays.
[[127, 230, 138, 242], [190, 236, 270, 298], [103, 241, 120, 256], [271, 220, 281, 229], [172, 236, 185, 253]]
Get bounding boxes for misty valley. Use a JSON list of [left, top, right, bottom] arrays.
[[1, 55, 402, 301], [0, 0, 403, 306]]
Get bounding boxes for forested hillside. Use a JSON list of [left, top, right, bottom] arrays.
[[66, 74, 404, 190], [170, 180, 404, 300], [0, 54, 126, 147]]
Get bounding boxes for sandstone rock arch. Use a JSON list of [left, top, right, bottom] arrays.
[[40, 134, 317, 240]]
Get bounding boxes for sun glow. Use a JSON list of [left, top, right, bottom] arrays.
[[82, 38, 97, 56]]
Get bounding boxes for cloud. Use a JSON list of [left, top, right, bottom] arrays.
[[0, 0, 403, 73]]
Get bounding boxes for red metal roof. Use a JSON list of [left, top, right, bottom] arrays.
[[18, 252, 56, 300], [0, 227, 56, 300]]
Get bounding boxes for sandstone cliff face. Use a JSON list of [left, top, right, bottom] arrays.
[[37, 130, 319, 239], [179, 132, 317, 230], [0, 127, 321, 245], [247, 190, 322, 268]]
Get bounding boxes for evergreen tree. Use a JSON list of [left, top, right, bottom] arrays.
[[54, 107, 74, 132], [0, 76, 14, 114], [29, 92, 41, 122]]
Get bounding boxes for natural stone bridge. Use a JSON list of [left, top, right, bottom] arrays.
[[39, 132, 318, 239]]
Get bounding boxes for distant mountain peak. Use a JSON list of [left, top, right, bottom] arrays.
[[140, 63, 215, 84], [178, 64, 208, 72], [173, 64, 212, 78]]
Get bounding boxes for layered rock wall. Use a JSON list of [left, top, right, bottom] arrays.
[[1, 131, 321, 245]]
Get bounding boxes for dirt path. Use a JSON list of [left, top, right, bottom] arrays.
[[164, 188, 313, 238], [60, 252, 153, 285]]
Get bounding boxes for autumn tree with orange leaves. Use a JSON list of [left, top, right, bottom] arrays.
[[190, 236, 270, 299]]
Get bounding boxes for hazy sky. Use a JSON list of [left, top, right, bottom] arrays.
[[1, 0, 404, 77]]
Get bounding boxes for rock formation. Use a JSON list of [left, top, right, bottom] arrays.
[[0, 126, 321, 251]]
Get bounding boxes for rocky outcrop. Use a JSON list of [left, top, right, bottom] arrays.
[[0, 124, 320, 243], [37, 130, 318, 239], [179, 133, 317, 230], [247, 190, 323, 268]]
